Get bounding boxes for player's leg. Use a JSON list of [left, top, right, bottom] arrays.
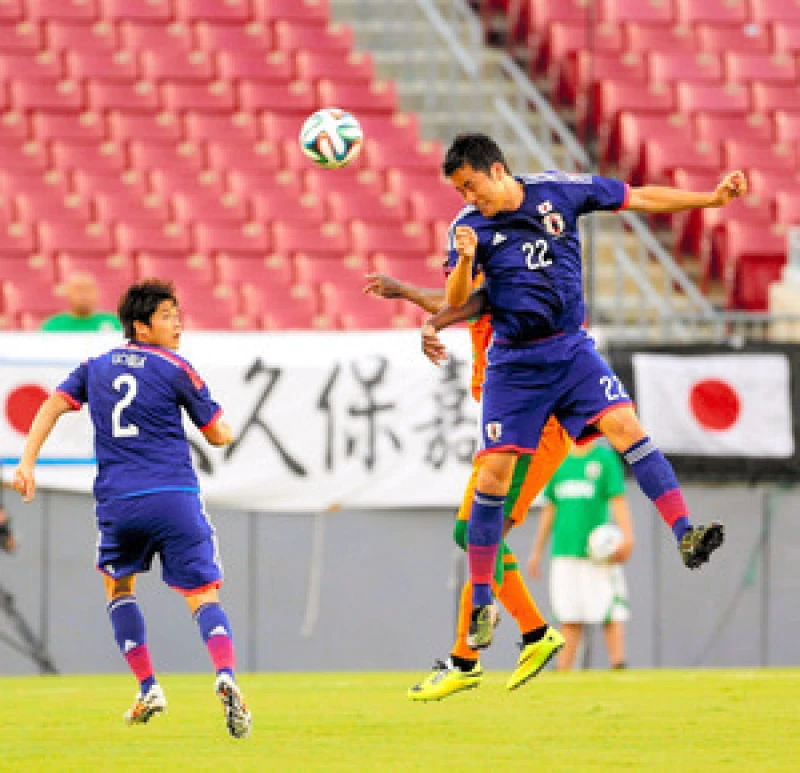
[[96, 498, 166, 725], [158, 492, 250, 738], [603, 621, 626, 669], [595, 404, 724, 569], [105, 574, 167, 725], [558, 624, 583, 670]]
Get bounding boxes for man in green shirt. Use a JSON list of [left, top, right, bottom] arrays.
[[41, 272, 122, 332], [528, 441, 633, 669]]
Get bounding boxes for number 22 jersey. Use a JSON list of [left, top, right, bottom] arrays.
[[446, 172, 629, 344], [57, 343, 222, 503]]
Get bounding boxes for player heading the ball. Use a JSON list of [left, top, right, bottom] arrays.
[[13, 279, 252, 739]]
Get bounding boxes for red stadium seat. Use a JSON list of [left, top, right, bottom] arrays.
[[193, 21, 272, 52], [615, 112, 693, 182], [115, 222, 192, 254], [317, 79, 397, 114], [128, 140, 205, 175], [0, 21, 41, 53], [184, 111, 259, 143], [137, 252, 217, 284], [248, 190, 329, 225], [51, 139, 127, 174], [55, 253, 136, 307], [171, 191, 249, 224], [599, 0, 675, 24], [140, 51, 215, 83], [362, 137, 442, 172], [0, 51, 64, 80], [350, 221, 432, 259], [45, 21, 118, 53], [173, 0, 252, 22], [540, 21, 624, 78], [724, 52, 797, 84], [38, 221, 113, 255], [558, 50, 646, 106], [94, 190, 171, 223], [237, 81, 317, 114], [272, 221, 350, 257], [253, 289, 320, 330], [193, 222, 272, 255], [99, 0, 172, 22], [771, 21, 800, 53], [73, 169, 149, 199], [11, 79, 84, 112], [108, 110, 182, 143], [0, 110, 28, 141], [215, 51, 294, 84], [322, 283, 401, 330], [0, 139, 49, 171], [694, 23, 771, 54], [327, 191, 406, 224], [638, 136, 721, 186], [0, 220, 34, 254], [273, 21, 353, 55], [254, 0, 330, 24], [27, 0, 98, 21], [675, 82, 750, 115], [295, 50, 374, 84], [87, 81, 160, 112], [118, 21, 193, 53], [215, 252, 294, 286], [161, 82, 236, 113], [749, 0, 800, 24], [1, 273, 62, 317], [228, 168, 304, 199], [0, 254, 56, 284], [32, 110, 105, 141], [773, 110, 800, 142], [371, 253, 446, 290], [0, 0, 21, 22], [774, 191, 800, 224], [407, 189, 465, 225], [294, 253, 367, 289], [722, 138, 793, 171], [66, 51, 139, 82], [750, 82, 800, 112], [16, 189, 93, 223], [674, 0, 748, 25], [693, 114, 773, 147], [747, 169, 800, 198], [647, 52, 723, 85], [206, 140, 282, 174]]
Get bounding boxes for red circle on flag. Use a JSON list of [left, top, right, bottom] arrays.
[[5, 384, 50, 435], [689, 379, 740, 431]]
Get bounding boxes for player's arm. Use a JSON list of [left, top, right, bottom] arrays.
[[421, 286, 489, 365], [608, 495, 634, 564], [527, 501, 556, 578], [201, 417, 233, 447], [445, 226, 478, 308], [13, 393, 73, 503], [363, 274, 445, 315], [627, 170, 746, 214]]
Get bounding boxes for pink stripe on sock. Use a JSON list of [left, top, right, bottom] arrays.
[[207, 635, 235, 673], [655, 489, 689, 527], [468, 544, 499, 586], [125, 644, 154, 683]]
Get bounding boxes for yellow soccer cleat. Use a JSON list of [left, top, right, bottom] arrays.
[[123, 683, 167, 726], [506, 627, 565, 691], [407, 658, 484, 702]]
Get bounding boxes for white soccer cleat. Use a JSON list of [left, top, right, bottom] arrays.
[[215, 673, 252, 739], [124, 683, 167, 726]]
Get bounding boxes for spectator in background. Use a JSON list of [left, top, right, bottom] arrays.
[[41, 272, 121, 332], [527, 441, 633, 670]]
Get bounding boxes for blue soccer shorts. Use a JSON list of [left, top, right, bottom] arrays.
[[477, 332, 632, 458], [95, 490, 222, 594]]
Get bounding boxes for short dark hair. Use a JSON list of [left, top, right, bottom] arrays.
[[442, 133, 511, 177], [118, 279, 178, 340]]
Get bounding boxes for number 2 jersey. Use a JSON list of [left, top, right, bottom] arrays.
[[446, 172, 629, 345], [57, 343, 222, 503]]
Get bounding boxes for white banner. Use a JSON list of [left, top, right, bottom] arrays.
[[633, 353, 794, 458], [0, 331, 480, 510]]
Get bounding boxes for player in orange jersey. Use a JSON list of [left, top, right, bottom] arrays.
[[364, 274, 568, 699]]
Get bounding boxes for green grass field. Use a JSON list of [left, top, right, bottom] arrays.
[[1, 670, 798, 771]]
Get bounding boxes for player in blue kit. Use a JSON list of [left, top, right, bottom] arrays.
[[430, 134, 746, 648], [12, 279, 251, 739]]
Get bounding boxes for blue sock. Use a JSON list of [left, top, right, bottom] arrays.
[[467, 490, 506, 607], [108, 595, 156, 693], [623, 436, 691, 541], [194, 603, 235, 678]]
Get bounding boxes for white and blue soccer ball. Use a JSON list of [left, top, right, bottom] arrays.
[[299, 108, 363, 169], [587, 524, 624, 563]]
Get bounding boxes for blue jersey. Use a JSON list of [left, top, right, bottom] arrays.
[[57, 343, 221, 503], [446, 172, 628, 343]]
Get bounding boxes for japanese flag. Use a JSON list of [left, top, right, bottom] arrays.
[[632, 353, 794, 458]]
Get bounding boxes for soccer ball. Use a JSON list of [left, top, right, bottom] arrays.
[[299, 108, 363, 169], [587, 524, 624, 563]]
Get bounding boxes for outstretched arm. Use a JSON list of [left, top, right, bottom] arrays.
[[627, 170, 747, 215], [421, 286, 489, 365], [608, 495, 634, 564], [363, 274, 445, 315], [13, 393, 73, 503]]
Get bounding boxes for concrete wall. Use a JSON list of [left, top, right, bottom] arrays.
[[1, 483, 798, 675]]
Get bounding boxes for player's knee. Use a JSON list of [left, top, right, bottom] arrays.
[[183, 586, 219, 614], [475, 453, 515, 494], [104, 573, 135, 601], [598, 408, 644, 450]]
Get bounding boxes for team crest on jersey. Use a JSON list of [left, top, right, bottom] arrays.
[[486, 421, 503, 442], [537, 200, 553, 215], [543, 211, 566, 237], [585, 461, 602, 480]]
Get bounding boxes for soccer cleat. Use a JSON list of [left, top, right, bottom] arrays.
[[506, 627, 565, 691], [466, 603, 500, 650], [679, 522, 725, 569], [215, 673, 252, 739], [407, 658, 484, 701], [124, 683, 167, 726]]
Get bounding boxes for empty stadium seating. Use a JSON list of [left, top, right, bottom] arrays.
[[0, 0, 448, 330], [482, 0, 799, 310]]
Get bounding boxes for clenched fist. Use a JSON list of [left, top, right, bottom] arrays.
[[453, 225, 478, 262], [711, 170, 747, 207]]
